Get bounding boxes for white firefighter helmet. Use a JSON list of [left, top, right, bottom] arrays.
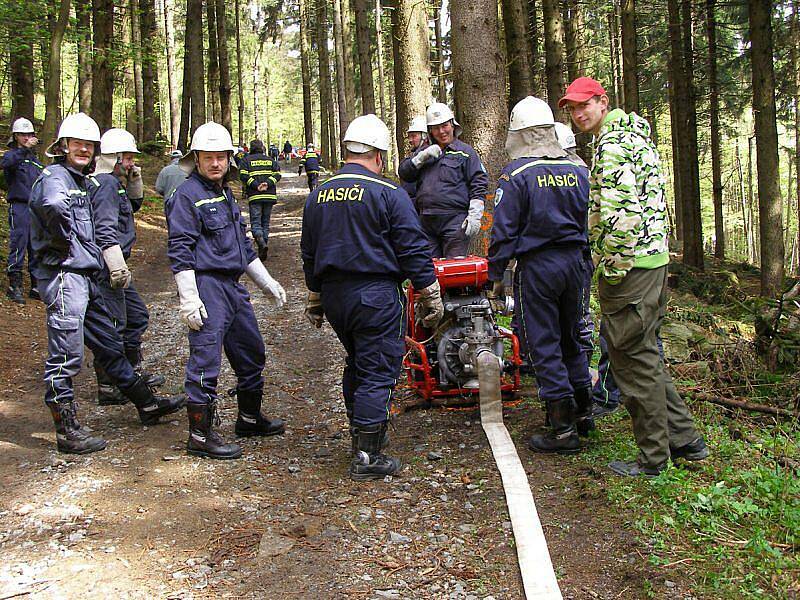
[[509, 96, 554, 131], [100, 128, 139, 155], [425, 102, 462, 136], [343, 114, 391, 153], [554, 122, 577, 149], [307, 143, 315, 151], [180, 122, 236, 173], [12, 118, 35, 134], [170, 149, 183, 158], [407, 116, 428, 134], [46, 113, 101, 157]]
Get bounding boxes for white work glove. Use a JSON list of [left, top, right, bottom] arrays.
[[174, 270, 207, 331], [304, 291, 324, 328], [102, 245, 132, 289], [411, 144, 442, 168], [462, 198, 484, 238], [415, 280, 444, 328], [126, 165, 143, 201], [245, 258, 287, 308]]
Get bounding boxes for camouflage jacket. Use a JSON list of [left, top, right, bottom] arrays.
[[589, 109, 669, 284]]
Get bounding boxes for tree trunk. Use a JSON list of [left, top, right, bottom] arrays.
[[390, 0, 433, 150], [450, 0, 506, 181], [130, 0, 145, 140], [352, 0, 376, 113], [707, 0, 724, 259], [92, 0, 115, 130], [186, 0, 206, 133], [162, 0, 179, 147], [749, 0, 784, 295], [317, 0, 334, 168], [541, 0, 565, 115], [794, 0, 800, 274], [526, 0, 542, 95], [206, 0, 220, 122], [434, 1, 447, 102], [178, 41, 191, 150], [75, 1, 93, 114], [138, 0, 161, 141], [561, 0, 584, 83], [333, 0, 353, 152], [375, 0, 387, 120], [620, 0, 638, 113], [235, 0, 245, 145], [299, 0, 314, 146], [41, 0, 70, 147], [341, 0, 358, 114], [215, 0, 232, 133], [666, 30, 682, 240], [502, 0, 534, 107]]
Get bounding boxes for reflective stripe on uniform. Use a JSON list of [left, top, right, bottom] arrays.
[[194, 195, 226, 207], [323, 173, 396, 189], [510, 159, 580, 178]]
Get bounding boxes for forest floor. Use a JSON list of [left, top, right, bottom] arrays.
[[0, 156, 797, 600]]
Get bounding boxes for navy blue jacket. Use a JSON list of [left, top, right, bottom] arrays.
[[300, 151, 320, 174], [165, 171, 257, 276], [398, 139, 487, 215], [238, 152, 281, 203], [1, 146, 43, 202], [29, 162, 103, 276], [300, 163, 436, 293], [88, 173, 137, 258], [487, 157, 590, 282]]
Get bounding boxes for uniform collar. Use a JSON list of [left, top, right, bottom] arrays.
[[339, 162, 380, 177], [189, 170, 226, 194]]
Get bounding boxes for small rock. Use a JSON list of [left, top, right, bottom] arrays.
[[288, 465, 301, 474], [374, 590, 401, 599], [427, 451, 443, 461], [162, 455, 182, 461], [15, 504, 34, 516], [464, 502, 474, 510], [458, 524, 476, 534], [257, 531, 295, 558], [665, 580, 676, 589], [389, 531, 411, 544]]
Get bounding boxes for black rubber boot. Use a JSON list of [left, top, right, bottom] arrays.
[[47, 402, 107, 454], [349, 422, 402, 481], [6, 272, 25, 304], [234, 388, 285, 437], [187, 403, 242, 459], [670, 436, 709, 461], [122, 376, 186, 425], [125, 347, 166, 388], [528, 397, 581, 455], [95, 362, 127, 406], [28, 275, 40, 300], [574, 385, 596, 437]]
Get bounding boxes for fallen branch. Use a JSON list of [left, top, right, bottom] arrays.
[[685, 390, 798, 419]]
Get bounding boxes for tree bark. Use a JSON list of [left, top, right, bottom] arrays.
[[162, 0, 179, 147], [235, 0, 245, 145], [186, 0, 206, 133], [130, 0, 145, 140], [341, 0, 358, 114], [666, 25, 682, 240], [450, 0, 506, 182], [541, 0, 565, 116], [137, 0, 162, 141], [92, 0, 115, 130], [434, 1, 447, 102], [352, 0, 376, 113], [178, 39, 191, 150], [390, 0, 433, 151], [41, 0, 70, 148], [206, 0, 220, 122], [794, 0, 800, 275], [215, 0, 232, 133], [707, 0, 724, 259], [561, 0, 584, 84], [749, 0, 784, 296], [299, 0, 314, 146], [526, 0, 542, 95], [620, 0, 638, 113], [75, 1, 93, 114], [316, 0, 334, 168], [375, 0, 387, 120], [502, 0, 534, 107], [333, 0, 353, 151]]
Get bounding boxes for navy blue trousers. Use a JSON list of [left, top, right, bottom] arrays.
[[184, 273, 265, 405], [38, 270, 138, 405], [518, 247, 591, 402], [7, 201, 36, 276], [592, 327, 621, 407], [96, 278, 149, 351], [248, 201, 275, 243], [420, 213, 470, 259], [578, 253, 595, 361], [321, 278, 405, 426]]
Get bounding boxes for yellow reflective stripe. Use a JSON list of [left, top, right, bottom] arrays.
[[510, 159, 580, 177], [249, 193, 277, 201], [89, 176, 100, 187], [323, 173, 397, 189], [247, 177, 256, 186], [194, 195, 226, 207], [239, 169, 250, 176], [445, 150, 470, 158]]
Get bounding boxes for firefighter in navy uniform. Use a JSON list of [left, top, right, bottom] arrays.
[[298, 144, 320, 191], [30, 113, 185, 455], [238, 139, 281, 260], [398, 103, 488, 258], [400, 116, 428, 210], [166, 122, 288, 460], [88, 128, 167, 405], [301, 114, 444, 480], [2, 117, 43, 303], [487, 97, 594, 455]]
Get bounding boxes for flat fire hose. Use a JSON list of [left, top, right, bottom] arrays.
[[477, 351, 563, 600]]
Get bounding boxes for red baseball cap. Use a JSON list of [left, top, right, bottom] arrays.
[[558, 77, 607, 108]]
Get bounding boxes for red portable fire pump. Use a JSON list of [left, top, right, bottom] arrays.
[[403, 256, 522, 405]]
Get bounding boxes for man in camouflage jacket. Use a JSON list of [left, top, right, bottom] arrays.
[[560, 77, 708, 477]]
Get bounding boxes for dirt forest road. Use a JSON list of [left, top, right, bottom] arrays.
[[0, 166, 691, 600]]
